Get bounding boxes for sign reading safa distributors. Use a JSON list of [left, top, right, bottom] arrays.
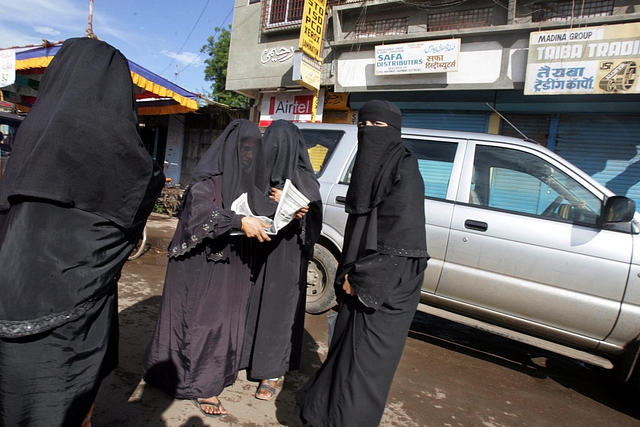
[[375, 39, 460, 75], [299, 0, 326, 61], [525, 22, 640, 95]]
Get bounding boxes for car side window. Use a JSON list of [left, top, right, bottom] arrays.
[[343, 138, 457, 200], [403, 138, 457, 199], [300, 129, 344, 176], [472, 145, 601, 224]]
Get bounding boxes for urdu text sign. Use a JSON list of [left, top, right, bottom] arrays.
[[524, 22, 640, 95], [375, 39, 460, 75], [299, 0, 326, 62]]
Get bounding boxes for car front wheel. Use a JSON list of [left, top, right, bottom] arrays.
[[306, 244, 338, 314]]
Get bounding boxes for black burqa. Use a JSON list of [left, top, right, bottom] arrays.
[[0, 37, 164, 427], [240, 120, 322, 380], [296, 100, 429, 427], [142, 119, 274, 399]]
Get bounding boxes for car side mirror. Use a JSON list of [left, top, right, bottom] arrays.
[[600, 196, 636, 224]]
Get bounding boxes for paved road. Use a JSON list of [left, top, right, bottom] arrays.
[[92, 213, 640, 426]]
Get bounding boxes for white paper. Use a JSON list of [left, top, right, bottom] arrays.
[[230, 179, 310, 235]]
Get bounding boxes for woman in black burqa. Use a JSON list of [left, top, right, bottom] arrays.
[[0, 37, 164, 427], [240, 119, 322, 400], [142, 119, 275, 417], [295, 100, 429, 427]]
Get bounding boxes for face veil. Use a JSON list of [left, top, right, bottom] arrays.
[[345, 100, 405, 214]]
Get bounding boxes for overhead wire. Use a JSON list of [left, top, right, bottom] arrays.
[[180, 5, 234, 74], [159, 0, 211, 76]]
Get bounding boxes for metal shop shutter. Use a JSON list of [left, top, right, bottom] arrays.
[[555, 115, 640, 209], [500, 114, 552, 147], [402, 111, 490, 133]]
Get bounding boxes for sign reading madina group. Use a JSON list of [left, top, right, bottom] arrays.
[[524, 22, 640, 95], [299, 0, 326, 61]]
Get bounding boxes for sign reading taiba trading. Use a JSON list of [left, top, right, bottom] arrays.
[[299, 0, 326, 61], [524, 23, 640, 95]]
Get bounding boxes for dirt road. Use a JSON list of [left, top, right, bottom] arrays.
[[92, 213, 640, 426]]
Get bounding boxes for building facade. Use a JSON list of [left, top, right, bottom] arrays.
[[227, 0, 640, 205]]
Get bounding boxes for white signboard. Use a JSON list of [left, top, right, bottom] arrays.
[[0, 49, 16, 88], [525, 23, 640, 95], [292, 52, 322, 91], [259, 89, 325, 127], [375, 39, 460, 75]]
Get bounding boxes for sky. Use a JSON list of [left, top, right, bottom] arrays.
[[0, 0, 236, 96]]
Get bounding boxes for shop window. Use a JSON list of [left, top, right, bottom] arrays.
[[355, 17, 409, 39], [428, 7, 493, 32], [262, 0, 304, 29], [531, 0, 613, 22]]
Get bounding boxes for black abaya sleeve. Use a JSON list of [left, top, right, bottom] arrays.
[[168, 176, 243, 258], [344, 253, 410, 309]]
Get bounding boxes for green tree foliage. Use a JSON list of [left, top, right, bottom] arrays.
[[201, 26, 250, 108]]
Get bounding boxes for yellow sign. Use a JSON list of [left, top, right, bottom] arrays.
[[311, 90, 319, 123], [292, 52, 322, 91], [323, 92, 349, 110], [299, 0, 326, 61]]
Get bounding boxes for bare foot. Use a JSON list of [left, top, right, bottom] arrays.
[[195, 396, 227, 417], [255, 379, 278, 400]]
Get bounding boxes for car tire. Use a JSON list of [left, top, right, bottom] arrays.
[[306, 244, 338, 314]]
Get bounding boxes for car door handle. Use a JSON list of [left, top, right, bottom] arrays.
[[335, 196, 346, 204], [464, 219, 488, 232]]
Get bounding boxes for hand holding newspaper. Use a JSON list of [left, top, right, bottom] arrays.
[[230, 179, 310, 235]]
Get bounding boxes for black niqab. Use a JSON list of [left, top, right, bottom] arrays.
[[184, 118, 273, 216], [262, 120, 322, 248], [345, 100, 405, 215], [342, 100, 427, 258], [0, 37, 157, 228]]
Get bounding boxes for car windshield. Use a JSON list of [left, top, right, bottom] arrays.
[[300, 129, 344, 176]]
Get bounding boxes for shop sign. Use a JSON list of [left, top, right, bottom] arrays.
[[374, 39, 460, 75], [259, 88, 325, 126], [299, 0, 326, 61], [525, 22, 640, 95], [0, 49, 15, 88], [323, 91, 349, 110], [261, 46, 295, 64], [292, 52, 322, 90]]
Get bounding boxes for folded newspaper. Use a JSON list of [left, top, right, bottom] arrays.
[[230, 179, 310, 235]]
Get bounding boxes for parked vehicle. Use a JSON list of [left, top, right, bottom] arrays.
[[298, 122, 640, 388]]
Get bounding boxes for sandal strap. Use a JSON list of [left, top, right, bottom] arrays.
[[257, 383, 277, 394]]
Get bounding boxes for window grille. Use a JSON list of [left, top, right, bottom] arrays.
[[355, 17, 409, 38], [531, 0, 613, 22], [428, 7, 493, 31], [262, 0, 304, 29]]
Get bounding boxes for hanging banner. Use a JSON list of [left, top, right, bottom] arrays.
[[0, 49, 16, 88], [259, 88, 325, 126], [524, 22, 640, 95], [299, 0, 326, 61], [375, 39, 460, 75]]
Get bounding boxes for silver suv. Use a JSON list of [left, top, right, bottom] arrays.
[[298, 123, 640, 388]]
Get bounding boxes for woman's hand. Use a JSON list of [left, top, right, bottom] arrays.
[[342, 274, 357, 296], [269, 187, 283, 203], [295, 205, 309, 219], [241, 217, 271, 242]]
